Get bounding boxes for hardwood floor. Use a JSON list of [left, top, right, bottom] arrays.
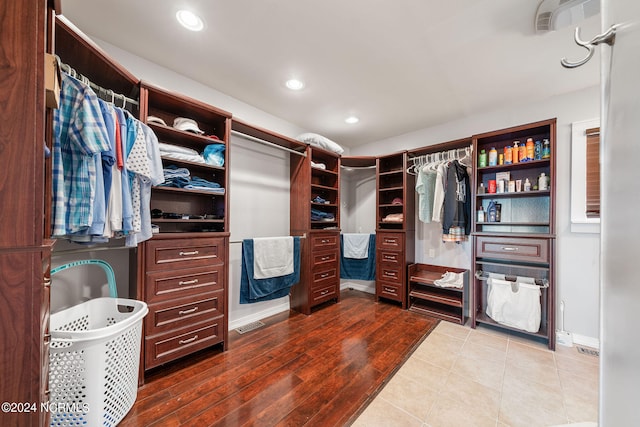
[[120, 289, 438, 426]]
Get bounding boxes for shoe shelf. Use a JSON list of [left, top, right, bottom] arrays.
[[408, 264, 469, 325]]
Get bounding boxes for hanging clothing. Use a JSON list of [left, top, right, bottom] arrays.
[[52, 73, 110, 237], [442, 160, 471, 237], [416, 167, 437, 223], [431, 162, 448, 223]]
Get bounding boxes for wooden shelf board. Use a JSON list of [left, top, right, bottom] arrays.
[[476, 222, 550, 226], [311, 183, 338, 192], [476, 190, 550, 198], [378, 169, 404, 176], [152, 186, 225, 197], [409, 302, 463, 324], [160, 156, 225, 172], [474, 313, 548, 338], [477, 158, 550, 173], [409, 290, 463, 308], [378, 186, 404, 192]]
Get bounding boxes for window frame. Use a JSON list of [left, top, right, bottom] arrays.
[[570, 118, 600, 233]]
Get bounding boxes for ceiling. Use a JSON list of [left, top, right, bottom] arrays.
[[59, 0, 601, 148]]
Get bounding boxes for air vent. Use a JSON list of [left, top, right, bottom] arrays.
[[235, 320, 265, 334], [535, 0, 600, 33], [536, 11, 553, 32], [576, 345, 599, 357]]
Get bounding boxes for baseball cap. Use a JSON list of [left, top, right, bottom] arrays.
[[392, 197, 403, 205], [173, 117, 204, 134], [147, 115, 167, 126]]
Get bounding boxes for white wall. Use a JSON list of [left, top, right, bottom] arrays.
[[350, 85, 601, 344]]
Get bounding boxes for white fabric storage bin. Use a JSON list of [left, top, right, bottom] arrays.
[[486, 278, 541, 333]]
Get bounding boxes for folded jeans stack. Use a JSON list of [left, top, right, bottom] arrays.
[[311, 208, 334, 222]]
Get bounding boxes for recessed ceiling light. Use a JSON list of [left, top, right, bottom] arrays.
[[176, 10, 204, 32], [345, 116, 360, 124], [285, 79, 305, 91]]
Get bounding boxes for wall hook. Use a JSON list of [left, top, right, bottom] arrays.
[[561, 25, 617, 69]]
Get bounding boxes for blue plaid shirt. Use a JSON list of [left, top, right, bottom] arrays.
[[52, 74, 110, 236]]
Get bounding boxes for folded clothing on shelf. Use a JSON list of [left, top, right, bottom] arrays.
[[382, 213, 403, 222]]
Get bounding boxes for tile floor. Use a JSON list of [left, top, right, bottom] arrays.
[[353, 321, 599, 427]]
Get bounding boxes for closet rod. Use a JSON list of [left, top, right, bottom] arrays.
[[52, 245, 135, 256], [340, 164, 377, 170], [229, 234, 307, 244], [56, 56, 139, 107], [231, 130, 307, 157]]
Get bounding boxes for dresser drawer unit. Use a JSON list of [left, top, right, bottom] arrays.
[[312, 250, 338, 270], [476, 236, 549, 264], [146, 237, 226, 270], [310, 233, 339, 251], [145, 318, 224, 369], [377, 281, 402, 301], [146, 291, 225, 335], [312, 266, 338, 288], [378, 250, 402, 267], [378, 265, 402, 283], [145, 265, 225, 302], [311, 283, 338, 303], [377, 232, 404, 251]]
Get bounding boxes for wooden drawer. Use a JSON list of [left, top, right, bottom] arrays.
[[377, 232, 404, 251], [312, 266, 338, 289], [476, 236, 549, 264], [378, 250, 403, 267], [145, 264, 224, 302], [377, 281, 403, 302], [310, 233, 339, 251], [145, 237, 226, 271], [145, 291, 225, 335], [145, 317, 224, 369], [377, 264, 403, 284], [311, 283, 338, 303], [312, 250, 338, 270]]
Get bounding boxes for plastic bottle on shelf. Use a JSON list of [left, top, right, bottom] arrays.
[[518, 142, 527, 163], [526, 138, 534, 161], [534, 140, 542, 160], [488, 147, 498, 166], [504, 145, 513, 164], [512, 141, 520, 164], [477, 206, 485, 223], [479, 149, 487, 167], [542, 139, 551, 159], [538, 173, 548, 190], [524, 178, 532, 191]]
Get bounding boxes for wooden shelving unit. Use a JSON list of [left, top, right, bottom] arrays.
[[408, 264, 468, 325]]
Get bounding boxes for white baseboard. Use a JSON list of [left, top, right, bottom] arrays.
[[572, 333, 600, 349], [340, 280, 375, 294], [228, 301, 290, 331]]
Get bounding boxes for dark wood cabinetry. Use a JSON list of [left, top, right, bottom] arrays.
[[138, 84, 232, 370], [0, 2, 53, 425], [290, 146, 341, 314], [471, 118, 556, 349], [140, 234, 227, 369], [375, 152, 415, 308]]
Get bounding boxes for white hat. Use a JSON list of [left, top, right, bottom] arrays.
[[173, 117, 204, 134], [147, 115, 167, 126]]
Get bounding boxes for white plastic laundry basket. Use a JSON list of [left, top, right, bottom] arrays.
[[48, 260, 148, 427]]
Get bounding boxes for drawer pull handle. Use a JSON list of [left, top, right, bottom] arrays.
[[179, 250, 199, 256], [384, 239, 396, 244], [44, 277, 51, 288], [384, 287, 395, 293], [321, 256, 331, 261], [384, 255, 396, 260], [321, 239, 329, 244], [178, 279, 199, 286], [179, 335, 199, 345], [179, 307, 199, 315], [384, 272, 396, 277], [321, 290, 329, 295], [501, 246, 519, 252], [320, 273, 329, 278]]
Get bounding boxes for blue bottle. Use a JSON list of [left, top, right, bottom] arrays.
[[534, 140, 542, 160]]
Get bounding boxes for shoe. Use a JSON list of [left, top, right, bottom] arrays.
[[312, 195, 329, 204]]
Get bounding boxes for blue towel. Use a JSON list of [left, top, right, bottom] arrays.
[[240, 236, 301, 304], [340, 234, 376, 280]]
